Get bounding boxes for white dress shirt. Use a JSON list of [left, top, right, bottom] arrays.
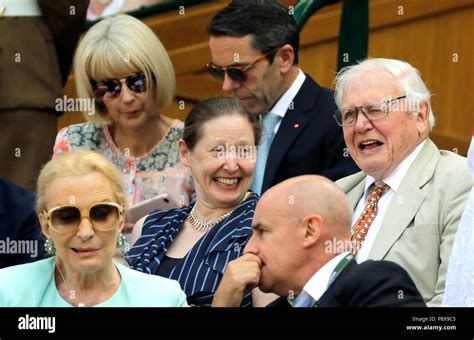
[[353, 140, 427, 263], [300, 252, 350, 302], [268, 69, 306, 133]]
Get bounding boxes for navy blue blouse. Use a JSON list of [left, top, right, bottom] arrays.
[[126, 192, 258, 307]]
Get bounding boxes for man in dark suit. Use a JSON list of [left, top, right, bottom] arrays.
[[212, 175, 425, 307], [0, 179, 45, 268], [207, 0, 358, 195]]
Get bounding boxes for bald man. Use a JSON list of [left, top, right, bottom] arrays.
[[212, 175, 425, 307]]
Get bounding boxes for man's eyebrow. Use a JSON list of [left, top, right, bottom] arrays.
[[251, 223, 261, 231]]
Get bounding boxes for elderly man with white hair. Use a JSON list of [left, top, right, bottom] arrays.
[[334, 58, 473, 306]]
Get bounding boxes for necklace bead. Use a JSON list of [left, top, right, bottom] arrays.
[[188, 191, 252, 233]]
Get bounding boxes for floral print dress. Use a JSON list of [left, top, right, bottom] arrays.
[[53, 120, 194, 207]]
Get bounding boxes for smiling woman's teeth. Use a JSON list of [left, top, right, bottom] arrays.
[[215, 178, 239, 185]]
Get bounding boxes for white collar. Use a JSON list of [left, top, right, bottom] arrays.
[[270, 69, 306, 119], [364, 139, 427, 193], [302, 252, 350, 302]]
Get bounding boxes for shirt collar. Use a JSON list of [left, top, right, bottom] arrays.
[[300, 252, 350, 302], [364, 139, 427, 193], [270, 69, 306, 119]]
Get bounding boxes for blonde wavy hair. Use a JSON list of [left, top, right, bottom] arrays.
[[74, 14, 175, 124], [36, 151, 128, 213]]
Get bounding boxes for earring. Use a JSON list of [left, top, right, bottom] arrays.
[[44, 238, 56, 256], [116, 233, 127, 250]]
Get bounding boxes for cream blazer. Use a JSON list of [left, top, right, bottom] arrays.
[[336, 139, 473, 306]]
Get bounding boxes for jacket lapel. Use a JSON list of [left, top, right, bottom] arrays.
[[316, 259, 358, 307], [262, 76, 319, 191], [336, 171, 367, 209], [368, 139, 440, 260]]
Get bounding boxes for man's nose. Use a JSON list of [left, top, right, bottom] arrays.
[[354, 109, 374, 132], [222, 72, 241, 92], [243, 235, 258, 255]]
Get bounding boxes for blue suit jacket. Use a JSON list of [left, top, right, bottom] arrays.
[[262, 75, 359, 193], [0, 179, 45, 268]]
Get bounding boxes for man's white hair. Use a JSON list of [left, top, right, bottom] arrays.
[[334, 58, 435, 130]]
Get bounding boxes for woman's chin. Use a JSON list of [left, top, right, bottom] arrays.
[[116, 117, 145, 131], [62, 251, 111, 273]]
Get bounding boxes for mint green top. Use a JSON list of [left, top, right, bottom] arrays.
[[0, 257, 188, 307]]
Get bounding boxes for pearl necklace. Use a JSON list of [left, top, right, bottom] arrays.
[[188, 191, 252, 233], [56, 264, 116, 307]]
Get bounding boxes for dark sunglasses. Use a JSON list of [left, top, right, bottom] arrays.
[[206, 47, 280, 82], [90, 73, 150, 100], [43, 202, 124, 234]]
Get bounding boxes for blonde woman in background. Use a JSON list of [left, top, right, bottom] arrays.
[[53, 14, 193, 223]]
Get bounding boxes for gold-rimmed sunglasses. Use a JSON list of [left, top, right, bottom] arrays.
[[42, 202, 124, 234]]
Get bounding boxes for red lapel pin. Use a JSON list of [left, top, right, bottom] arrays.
[[293, 123, 299, 128]]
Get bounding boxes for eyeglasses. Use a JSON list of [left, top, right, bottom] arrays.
[[206, 47, 280, 82], [90, 73, 149, 101], [43, 202, 124, 234], [334, 95, 408, 127]]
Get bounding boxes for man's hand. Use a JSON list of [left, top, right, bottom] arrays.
[[212, 253, 262, 307]]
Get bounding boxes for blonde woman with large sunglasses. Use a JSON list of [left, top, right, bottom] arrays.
[[0, 151, 187, 307], [53, 14, 194, 221]]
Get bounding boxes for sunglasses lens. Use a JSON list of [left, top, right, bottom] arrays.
[[94, 84, 108, 99], [104, 80, 121, 99], [126, 74, 147, 93], [90, 204, 120, 230], [207, 63, 247, 82], [207, 64, 225, 81], [51, 207, 81, 232], [227, 68, 246, 82], [94, 80, 121, 100]]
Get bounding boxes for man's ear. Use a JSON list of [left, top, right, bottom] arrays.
[[179, 139, 191, 168], [301, 214, 323, 248], [416, 100, 429, 135], [39, 213, 51, 239], [277, 44, 295, 74]]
